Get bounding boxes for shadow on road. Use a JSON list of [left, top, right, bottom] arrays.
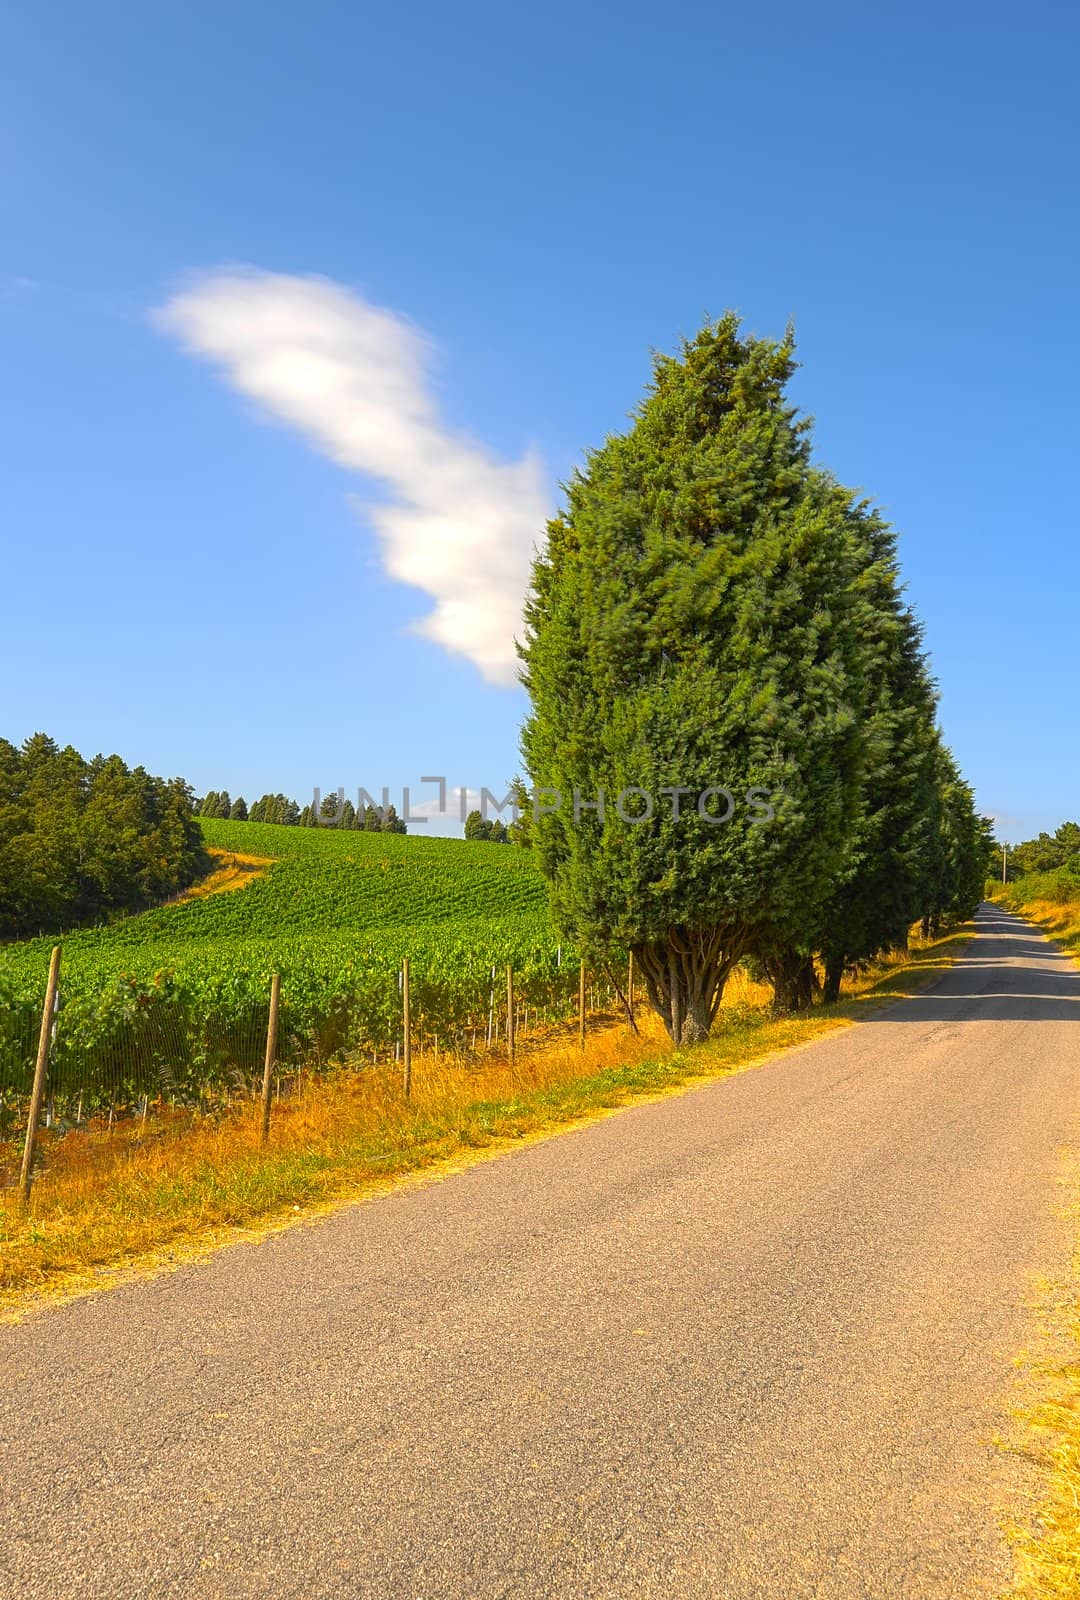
[[868, 905, 1080, 1024]]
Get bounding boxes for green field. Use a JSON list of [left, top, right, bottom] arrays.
[[2, 817, 556, 971], [0, 819, 586, 1123]]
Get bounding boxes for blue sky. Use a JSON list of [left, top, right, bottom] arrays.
[[2, 0, 1077, 840]]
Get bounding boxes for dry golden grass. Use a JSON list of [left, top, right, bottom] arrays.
[[0, 928, 968, 1319], [1005, 1360, 1080, 1597], [175, 846, 275, 900], [1013, 899, 1080, 957], [999, 887, 1080, 1598]]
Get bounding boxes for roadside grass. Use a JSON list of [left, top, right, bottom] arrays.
[[1004, 1269, 1080, 1599], [1000, 896, 1080, 962], [0, 927, 969, 1318], [998, 883, 1080, 1598]]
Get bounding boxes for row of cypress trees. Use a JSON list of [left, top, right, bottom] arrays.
[[197, 790, 407, 832], [520, 316, 991, 1038]]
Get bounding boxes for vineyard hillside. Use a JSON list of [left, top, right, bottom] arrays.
[[0, 820, 569, 1117], [0, 818, 553, 985]]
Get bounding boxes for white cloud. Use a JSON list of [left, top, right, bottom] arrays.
[[402, 786, 487, 837], [154, 268, 549, 686]]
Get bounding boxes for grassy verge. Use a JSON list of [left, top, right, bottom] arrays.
[[994, 886, 1080, 963], [997, 882, 1080, 1597], [1004, 1234, 1080, 1598], [0, 927, 970, 1319]]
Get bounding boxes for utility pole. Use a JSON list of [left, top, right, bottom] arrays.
[[1002, 843, 1008, 884]]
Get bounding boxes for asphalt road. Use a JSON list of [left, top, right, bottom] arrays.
[[3, 905, 1078, 1599]]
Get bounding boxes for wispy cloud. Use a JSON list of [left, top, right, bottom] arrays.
[[1, 274, 39, 300], [153, 268, 549, 686]]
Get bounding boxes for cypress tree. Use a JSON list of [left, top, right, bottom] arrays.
[[814, 560, 940, 1003], [521, 317, 869, 1042], [464, 809, 492, 841], [381, 803, 406, 835], [507, 778, 532, 847], [918, 748, 991, 935], [756, 497, 941, 1009]]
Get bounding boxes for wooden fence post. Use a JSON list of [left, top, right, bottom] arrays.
[[602, 954, 640, 1038], [506, 965, 515, 1064], [402, 958, 412, 1098], [260, 972, 281, 1144], [19, 945, 61, 1208], [578, 960, 587, 1050]]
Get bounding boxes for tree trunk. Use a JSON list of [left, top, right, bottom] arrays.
[[764, 947, 816, 1015], [679, 992, 712, 1044], [822, 953, 844, 1006], [633, 924, 746, 1044]]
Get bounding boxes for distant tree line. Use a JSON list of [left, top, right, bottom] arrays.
[[463, 779, 532, 845], [1002, 821, 1080, 880], [465, 809, 509, 843], [0, 733, 205, 940], [197, 790, 407, 833]]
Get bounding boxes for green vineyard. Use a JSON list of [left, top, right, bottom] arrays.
[[0, 819, 593, 1129]]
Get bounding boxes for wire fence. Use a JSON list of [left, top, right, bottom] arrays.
[[0, 945, 631, 1188]]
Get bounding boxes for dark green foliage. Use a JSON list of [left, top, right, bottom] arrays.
[[381, 803, 407, 835], [464, 810, 509, 844], [819, 734, 988, 1000], [811, 526, 941, 1000], [220, 792, 302, 827], [1008, 821, 1080, 878], [521, 315, 988, 1030], [229, 795, 248, 821], [319, 790, 344, 825], [1001, 850, 1080, 911], [521, 316, 872, 1040], [0, 734, 206, 939], [916, 756, 994, 935], [507, 777, 532, 847]]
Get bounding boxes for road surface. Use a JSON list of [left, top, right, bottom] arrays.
[[2, 905, 1078, 1598]]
